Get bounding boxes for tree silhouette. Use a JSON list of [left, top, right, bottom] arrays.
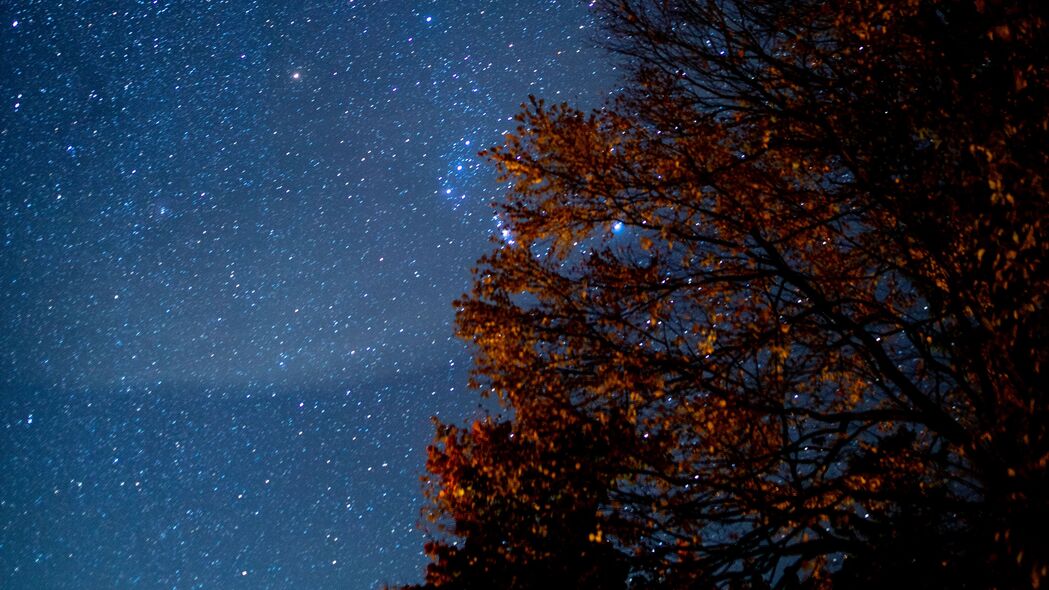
[[404, 1, 1048, 588]]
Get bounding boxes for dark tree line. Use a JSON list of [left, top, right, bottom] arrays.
[[399, 1, 1048, 588]]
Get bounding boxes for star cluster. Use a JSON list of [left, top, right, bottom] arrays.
[[0, 1, 615, 588]]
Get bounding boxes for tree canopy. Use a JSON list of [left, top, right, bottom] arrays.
[[403, 1, 1048, 588]]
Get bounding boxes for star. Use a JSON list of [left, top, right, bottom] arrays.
[[0, 2, 617, 589]]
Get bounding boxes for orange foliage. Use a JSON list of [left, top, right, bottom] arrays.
[[407, 1, 1048, 588]]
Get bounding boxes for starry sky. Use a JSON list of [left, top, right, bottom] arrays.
[[0, 2, 615, 588]]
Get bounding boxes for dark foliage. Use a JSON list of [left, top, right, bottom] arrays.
[[400, 1, 1048, 588]]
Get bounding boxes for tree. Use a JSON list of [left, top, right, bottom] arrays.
[[414, 416, 634, 589], [408, 1, 1048, 588]]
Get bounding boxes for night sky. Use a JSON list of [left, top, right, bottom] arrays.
[[0, 2, 615, 588]]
